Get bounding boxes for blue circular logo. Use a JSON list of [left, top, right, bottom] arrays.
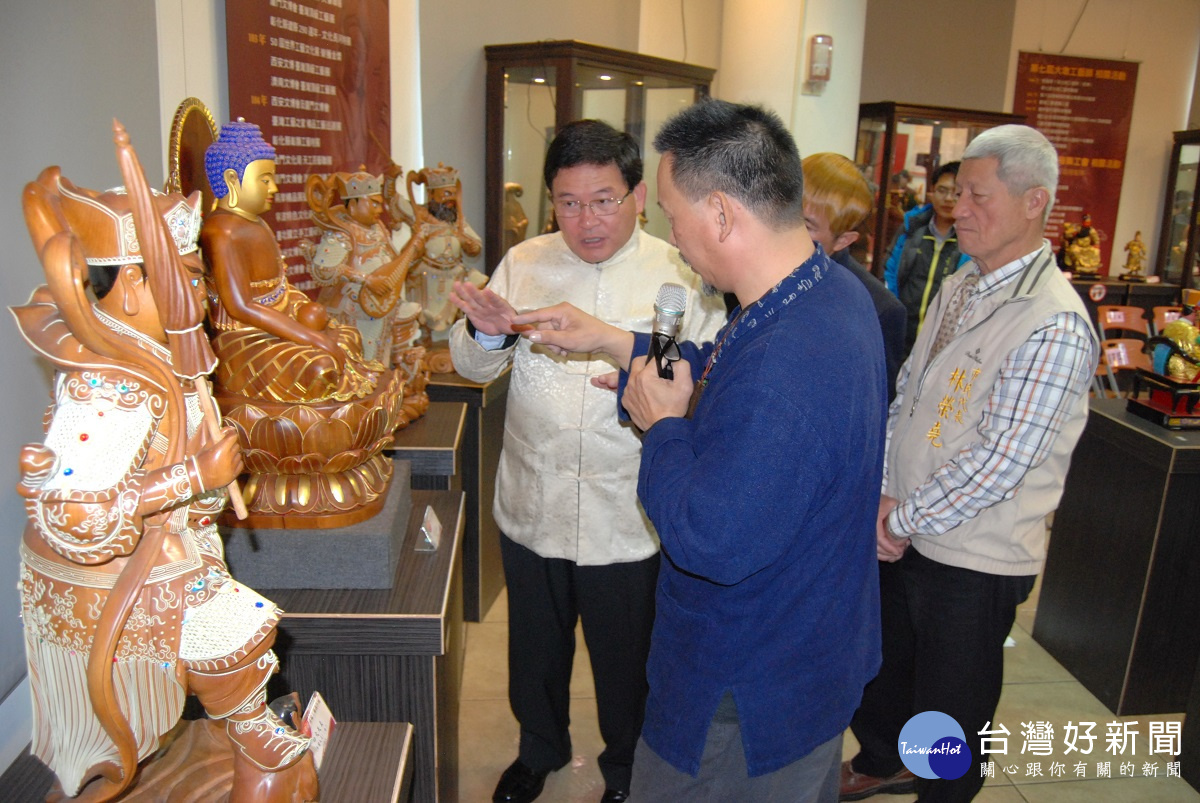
[[898, 711, 971, 780]]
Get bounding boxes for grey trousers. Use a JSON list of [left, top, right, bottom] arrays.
[[629, 726, 841, 802]]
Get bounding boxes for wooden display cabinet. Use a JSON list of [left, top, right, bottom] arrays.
[[855, 102, 1024, 274], [1157, 129, 1200, 289]]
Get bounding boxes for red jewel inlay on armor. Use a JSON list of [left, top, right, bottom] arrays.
[[80, 434, 89, 441]]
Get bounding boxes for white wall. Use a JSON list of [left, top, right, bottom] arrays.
[[1007, 0, 1200, 266], [675, 0, 867, 159], [0, 0, 164, 772], [789, 0, 868, 158], [155, 0, 227, 174], [719, 0, 807, 119], [861, 0, 1016, 110], [638, 0, 723, 70], [418, 0, 642, 269], [1192, 57, 1200, 129]]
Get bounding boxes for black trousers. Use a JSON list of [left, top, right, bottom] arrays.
[[501, 533, 659, 791], [849, 548, 1035, 803]]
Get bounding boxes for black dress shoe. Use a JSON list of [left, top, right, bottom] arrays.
[[493, 759, 551, 803], [600, 790, 629, 802]]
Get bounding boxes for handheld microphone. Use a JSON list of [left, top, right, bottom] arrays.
[[650, 283, 687, 379]]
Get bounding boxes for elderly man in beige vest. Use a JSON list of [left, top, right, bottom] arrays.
[[841, 125, 1098, 803]]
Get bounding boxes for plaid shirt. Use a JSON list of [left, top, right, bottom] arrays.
[[885, 249, 1098, 537]]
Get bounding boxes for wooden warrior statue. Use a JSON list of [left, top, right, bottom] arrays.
[[396, 163, 487, 373], [15, 122, 317, 801]]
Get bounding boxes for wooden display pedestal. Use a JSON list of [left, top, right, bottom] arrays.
[[317, 721, 415, 802], [428, 369, 509, 621], [265, 489, 465, 803], [1033, 397, 1200, 714], [388, 400, 466, 491]]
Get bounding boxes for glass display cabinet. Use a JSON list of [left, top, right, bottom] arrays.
[[1157, 129, 1200, 289], [855, 102, 1025, 274], [483, 40, 714, 270]]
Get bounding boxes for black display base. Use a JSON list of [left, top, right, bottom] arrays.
[[221, 461, 412, 589], [1126, 398, 1200, 429], [1128, 367, 1200, 430]]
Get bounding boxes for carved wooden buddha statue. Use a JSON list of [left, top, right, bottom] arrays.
[[202, 121, 380, 403], [200, 119, 411, 526]]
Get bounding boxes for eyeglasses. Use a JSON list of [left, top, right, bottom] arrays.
[[553, 189, 634, 218], [932, 186, 959, 199]]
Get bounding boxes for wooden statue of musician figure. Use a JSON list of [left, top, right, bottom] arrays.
[[304, 167, 424, 369]]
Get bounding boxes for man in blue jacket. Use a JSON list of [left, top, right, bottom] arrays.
[[505, 99, 887, 802]]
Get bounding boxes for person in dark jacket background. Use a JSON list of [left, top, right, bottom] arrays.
[[884, 161, 971, 357], [802, 152, 906, 401]]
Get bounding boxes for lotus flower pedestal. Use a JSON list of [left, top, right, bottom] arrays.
[[218, 368, 409, 530]]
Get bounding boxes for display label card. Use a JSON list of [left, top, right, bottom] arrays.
[[416, 504, 442, 552], [302, 690, 336, 770]]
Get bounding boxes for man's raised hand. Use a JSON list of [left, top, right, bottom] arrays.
[[450, 280, 526, 336]]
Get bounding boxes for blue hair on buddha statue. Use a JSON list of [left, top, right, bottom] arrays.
[[205, 118, 276, 199]]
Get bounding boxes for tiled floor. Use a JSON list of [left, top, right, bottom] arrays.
[[459, 575, 1199, 802]]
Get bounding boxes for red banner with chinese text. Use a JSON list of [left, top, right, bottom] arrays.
[[1013, 51, 1138, 276], [225, 0, 390, 291]]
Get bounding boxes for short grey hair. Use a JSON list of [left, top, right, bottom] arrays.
[[963, 125, 1059, 224]]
